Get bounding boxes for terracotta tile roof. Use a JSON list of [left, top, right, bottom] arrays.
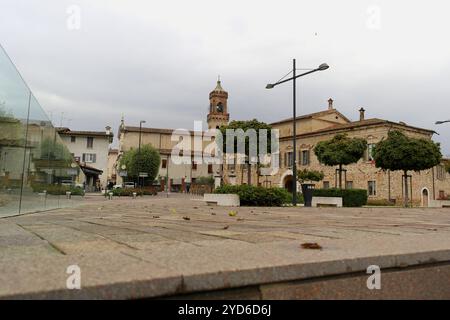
[[270, 109, 351, 125], [56, 127, 113, 137], [279, 118, 435, 141]]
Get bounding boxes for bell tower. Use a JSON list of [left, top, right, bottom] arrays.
[[207, 77, 229, 129]]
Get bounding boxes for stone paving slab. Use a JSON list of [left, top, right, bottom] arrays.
[[1, 195, 450, 299]]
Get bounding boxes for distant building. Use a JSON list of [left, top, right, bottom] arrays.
[[57, 127, 113, 191], [107, 148, 118, 185], [116, 80, 228, 191]]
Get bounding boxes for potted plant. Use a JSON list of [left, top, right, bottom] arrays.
[[297, 169, 324, 207]]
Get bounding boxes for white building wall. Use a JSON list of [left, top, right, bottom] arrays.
[[60, 134, 110, 187]]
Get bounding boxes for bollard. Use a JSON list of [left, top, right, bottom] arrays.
[[108, 192, 113, 200], [66, 191, 71, 199], [132, 192, 137, 199]]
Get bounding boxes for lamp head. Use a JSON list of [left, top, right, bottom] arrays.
[[317, 63, 329, 71], [266, 83, 275, 89]]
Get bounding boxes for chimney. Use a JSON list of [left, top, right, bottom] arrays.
[[328, 98, 333, 110], [359, 108, 366, 121], [105, 126, 111, 135]]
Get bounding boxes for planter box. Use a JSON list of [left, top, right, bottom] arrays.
[[203, 194, 240, 206], [429, 200, 450, 208], [312, 196, 343, 208]]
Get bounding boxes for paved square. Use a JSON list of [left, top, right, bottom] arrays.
[[1, 194, 450, 299]]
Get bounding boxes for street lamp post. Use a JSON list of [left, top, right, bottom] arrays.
[[139, 120, 146, 153], [266, 60, 329, 206], [138, 120, 146, 187]]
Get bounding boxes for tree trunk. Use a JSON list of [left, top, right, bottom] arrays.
[[338, 164, 343, 189], [256, 164, 260, 186], [404, 170, 409, 207]]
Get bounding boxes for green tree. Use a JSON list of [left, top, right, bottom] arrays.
[[39, 137, 72, 162], [297, 169, 324, 184], [445, 159, 450, 174], [120, 144, 161, 185], [372, 130, 442, 207], [314, 134, 367, 189], [219, 119, 273, 185]]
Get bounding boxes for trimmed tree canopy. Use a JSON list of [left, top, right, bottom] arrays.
[[297, 169, 324, 183], [120, 144, 161, 181], [219, 119, 273, 157], [314, 134, 367, 166], [372, 130, 442, 172]]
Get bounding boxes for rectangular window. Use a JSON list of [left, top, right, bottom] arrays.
[[323, 181, 330, 189], [227, 163, 235, 171], [437, 165, 445, 180], [82, 153, 96, 163], [367, 144, 375, 161], [162, 159, 167, 169], [286, 152, 294, 167], [301, 150, 310, 166], [87, 137, 94, 149], [70, 136, 76, 143], [208, 164, 213, 174], [192, 161, 197, 170], [346, 181, 353, 189], [279, 153, 283, 168], [368, 180, 376, 196]]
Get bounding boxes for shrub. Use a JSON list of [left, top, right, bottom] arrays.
[[366, 199, 396, 206], [312, 188, 368, 207], [297, 169, 324, 183], [108, 187, 158, 197], [193, 176, 214, 186], [214, 185, 291, 206], [31, 183, 85, 196]]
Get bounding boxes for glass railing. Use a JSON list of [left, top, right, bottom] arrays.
[[0, 44, 85, 217]]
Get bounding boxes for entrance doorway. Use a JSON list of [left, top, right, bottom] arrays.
[[421, 188, 429, 207], [283, 175, 294, 193]]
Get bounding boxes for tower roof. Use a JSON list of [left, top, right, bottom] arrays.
[[211, 76, 227, 93]]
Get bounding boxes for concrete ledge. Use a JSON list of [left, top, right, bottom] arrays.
[[203, 193, 240, 206], [312, 196, 343, 207], [430, 200, 450, 208]]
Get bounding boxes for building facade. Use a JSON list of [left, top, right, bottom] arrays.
[[223, 99, 450, 206], [57, 127, 113, 190]]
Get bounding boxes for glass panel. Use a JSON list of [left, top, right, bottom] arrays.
[[0, 44, 84, 216]]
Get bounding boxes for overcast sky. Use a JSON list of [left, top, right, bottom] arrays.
[[1, 0, 449, 154]]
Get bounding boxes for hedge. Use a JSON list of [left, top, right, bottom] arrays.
[[312, 188, 367, 207], [31, 184, 85, 196], [108, 187, 157, 197], [214, 185, 291, 206]]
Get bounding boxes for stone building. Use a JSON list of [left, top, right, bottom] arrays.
[[224, 99, 450, 206]]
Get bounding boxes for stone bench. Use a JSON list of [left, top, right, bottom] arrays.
[[203, 194, 240, 207], [312, 196, 343, 207], [429, 200, 450, 208]]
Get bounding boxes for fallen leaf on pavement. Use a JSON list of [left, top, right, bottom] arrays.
[[301, 242, 322, 250], [228, 211, 237, 217], [223, 225, 229, 229], [183, 216, 190, 221]]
